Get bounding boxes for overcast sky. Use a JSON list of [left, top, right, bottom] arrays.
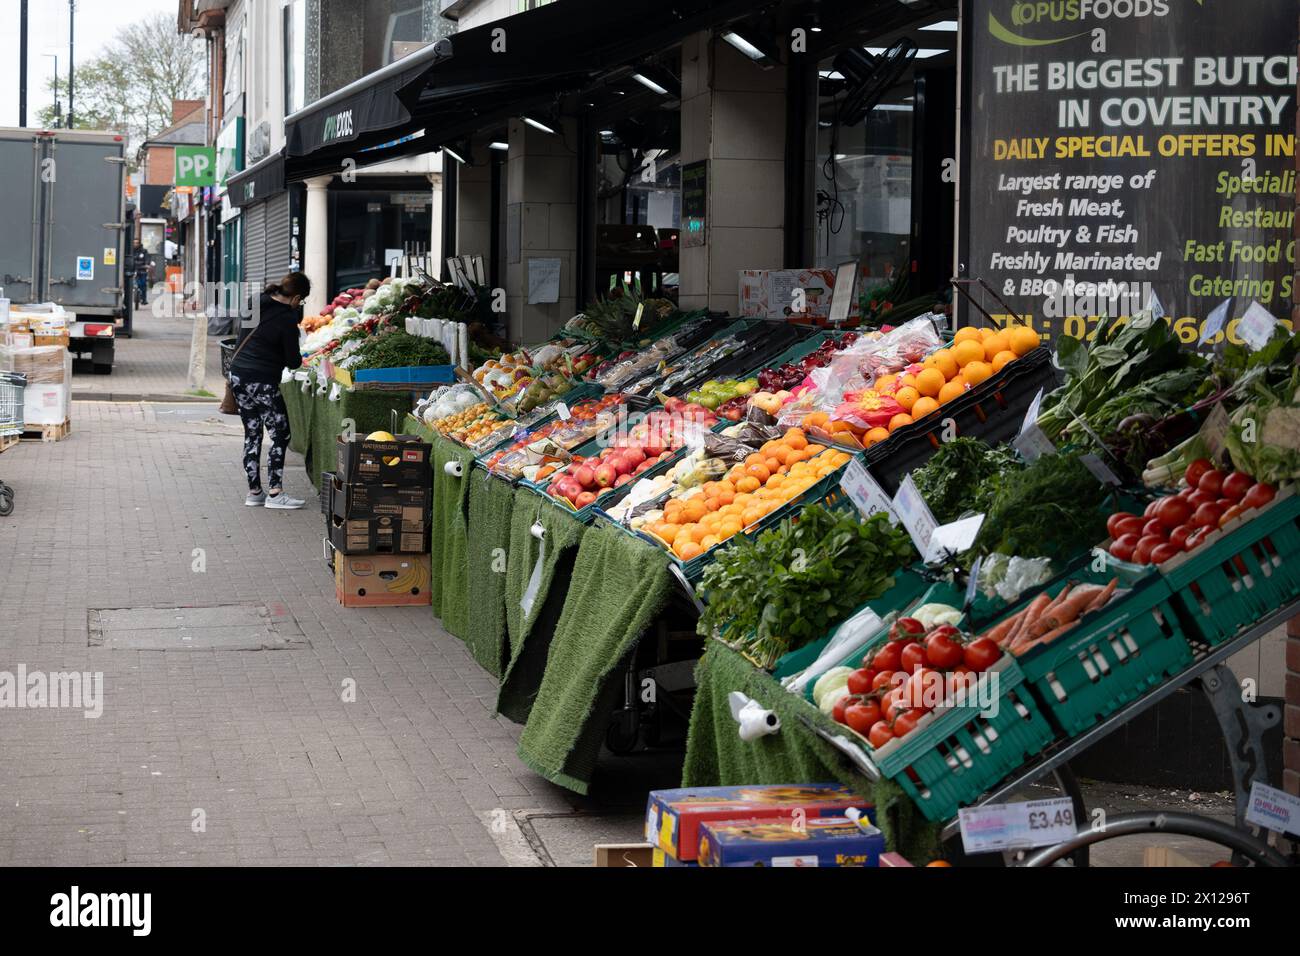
[[0, 0, 181, 127]]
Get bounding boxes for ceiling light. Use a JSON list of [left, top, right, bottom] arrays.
[[522, 116, 557, 135], [920, 20, 958, 32], [873, 104, 913, 112], [599, 129, 614, 136], [866, 46, 947, 58], [722, 31, 766, 61], [443, 145, 469, 164], [488, 141, 508, 151], [810, 26, 822, 33], [631, 72, 669, 95]]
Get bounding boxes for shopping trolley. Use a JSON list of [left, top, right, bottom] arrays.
[[0, 370, 25, 516]]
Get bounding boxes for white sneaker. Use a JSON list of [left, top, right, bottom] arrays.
[[265, 492, 306, 510], [245, 491, 267, 507]]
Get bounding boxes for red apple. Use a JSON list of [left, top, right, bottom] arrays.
[[594, 463, 617, 488], [615, 473, 634, 487], [575, 491, 597, 508], [572, 464, 596, 488], [622, 447, 646, 469], [634, 460, 653, 475]]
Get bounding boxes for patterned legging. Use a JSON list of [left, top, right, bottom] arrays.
[[229, 373, 291, 492]]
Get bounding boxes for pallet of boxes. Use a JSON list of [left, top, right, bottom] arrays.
[[0, 316, 72, 441], [325, 432, 432, 607]]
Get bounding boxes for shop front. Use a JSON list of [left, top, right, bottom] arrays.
[[227, 150, 302, 294]]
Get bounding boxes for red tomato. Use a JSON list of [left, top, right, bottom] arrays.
[[871, 641, 903, 673], [1243, 482, 1276, 510], [1193, 502, 1225, 528], [846, 668, 877, 696], [1151, 542, 1181, 564], [924, 630, 964, 669], [1156, 496, 1192, 529], [832, 694, 855, 723], [1143, 498, 1161, 518], [962, 637, 1001, 673], [1220, 471, 1254, 502], [899, 642, 928, 675], [1168, 524, 1193, 550], [882, 686, 905, 722], [904, 668, 942, 713], [1141, 518, 1167, 540], [870, 670, 897, 692], [867, 720, 895, 748], [1134, 535, 1163, 564], [1197, 469, 1225, 497], [1114, 516, 1146, 539], [892, 710, 921, 738], [1186, 489, 1216, 510], [1106, 512, 1139, 538], [1184, 458, 1213, 488], [1185, 526, 1214, 551], [1218, 504, 1247, 527], [945, 669, 977, 702], [844, 698, 882, 735], [1109, 533, 1139, 563]]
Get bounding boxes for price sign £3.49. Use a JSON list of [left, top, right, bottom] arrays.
[[957, 797, 1079, 855]]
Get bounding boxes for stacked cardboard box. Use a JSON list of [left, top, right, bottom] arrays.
[[327, 434, 432, 607], [0, 343, 72, 428]]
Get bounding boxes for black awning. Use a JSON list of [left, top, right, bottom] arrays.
[[227, 150, 286, 208]]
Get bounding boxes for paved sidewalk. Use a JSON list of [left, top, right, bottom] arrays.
[[70, 305, 227, 403], [0, 403, 582, 865]]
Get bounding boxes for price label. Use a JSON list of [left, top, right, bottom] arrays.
[[1199, 298, 1231, 345], [923, 513, 984, 564], [1237, 300, 1278, 351], [1146, 290, 1166, 322], [1245, 781, 1300, 837], [1198, 402, 1230, 460], [892, 474, 938, 557], [958, 797, 1078, 855], [633, 303, 645, 331], [1079, 453, 1121, 486], [839, 459, 896, 523], [1012, 388, 1056, 463], [555, 402, 571, 421]]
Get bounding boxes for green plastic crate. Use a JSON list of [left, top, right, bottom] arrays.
[[1002, 566, 1194, 737], [1158, 491, 1300, 646]]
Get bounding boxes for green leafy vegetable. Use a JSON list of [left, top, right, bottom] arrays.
[[910, 437, 1023, 524], [351, 330, 450, 370], [974, 451, 1110, 563], [1226, 367, 1300, 484]]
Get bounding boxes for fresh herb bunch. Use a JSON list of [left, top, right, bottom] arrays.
[[697, 505, 916, 669], [911, 437, 1024, 524], [974, 451, 1110, 562], [352, 330, 450, 370]]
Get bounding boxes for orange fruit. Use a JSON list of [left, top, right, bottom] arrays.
[[952, 339, 985, 368], [991, 350, 1017, 373], [914, 367, 946, 398], [656, 524, 680, 545], [764, 455, 782, 472], [911, 396, 940, 419], [690, 524, 711, 544], [745, 463, 771, 484], [899, 372, 918, 390], [718, 519, 743, 538], [953, 327, 983, 345], [1009, 325, 1041, 356], [888, 413, 914, 432], [664, 508, 684, 525], [701, 481, 720, 497], [700, 534, 720, 550], [983, 332, 1010, 361], [741, 507, 763, 526], [894, 385, 920, 412], [785, 428, 808, 450], [963, 360, 992, 386], [717, 479, 736, 495], [736, 475, 760, 493], [683, 499, 707, 523], [676, 541, 703, 561], [864, 426, 890, 447], [677, 521, 698, 541], [716, 490, 735, 506], [804, 411, 830, 430], [925, 350, 959, 380], [744, 453, 766, 468], [874, 373, 898, 393], [705, 496, 722, 512], [805, 444, 826, 456], [938, 379, 967, 404]]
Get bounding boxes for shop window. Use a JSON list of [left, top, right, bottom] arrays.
[[332, 191, 433, 293]]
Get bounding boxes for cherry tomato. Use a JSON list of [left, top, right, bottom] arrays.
[[1109, 532, 1139, 563], [870, 670, 897, 692], [892, 710, 921, 738], [1184, 458, 1213, 488], [1151, 542, 1181, 564], [1220, 471, 1254, 502], [899, 642, 928, 675], [1243, 482, 1276, 510], [1141, 518, 1167, 540], [1106, 512, 1139, 539], [924, 630, 964, 669], [1197, 469, 1225, 497], [871, 641, 903, 673], [1193, 502, 1225, 528], [844, 698, 882, 735], [1156, 496, 1192, 529], [1114, 516, 1146, 539], [846, 668, 877, 696], [1168, 524, 1193, 551], [867, 720, 895, 748], [963, 637, 1001, 672]]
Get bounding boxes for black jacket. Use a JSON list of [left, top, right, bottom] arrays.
[[230, 293, 304, 385]]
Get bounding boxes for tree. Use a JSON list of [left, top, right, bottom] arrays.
[[36, 12, 205, 161]]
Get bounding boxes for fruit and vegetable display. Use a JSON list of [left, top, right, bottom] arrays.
[[685, 377, 758, 418], [538, 443, 679, 511], [342, 329, 450, 371], [565, 292, 678, 342], [968, 578, 1121, 656], [698, 506, 916, 670], [427, 401, 516, 450], [482, 394, 625, 480]]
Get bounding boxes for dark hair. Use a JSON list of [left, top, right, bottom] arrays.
[[265, 271, 311, 299]]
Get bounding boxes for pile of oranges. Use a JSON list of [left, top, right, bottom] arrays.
[[862, 325, 1041, 448], [645, 428, 853, 562]]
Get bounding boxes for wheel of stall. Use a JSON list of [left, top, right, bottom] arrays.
[[1019, 810, 1291, 867], [0, 484, 14, 517]]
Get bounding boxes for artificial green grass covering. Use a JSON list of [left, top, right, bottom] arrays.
[[464, 469, 516, 677], [515, 524, 673, 794], [496, 495, 587, 723], [429, 433, 476, 636], [279, 378, 313, 456], [682, 641, 943, 863]]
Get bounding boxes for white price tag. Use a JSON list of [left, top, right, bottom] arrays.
[[840, 459, 896, 523], [633, 303, 645, 331], [555, 402, 571, 421], [1197, 402, 1230, 460], [1079, 453, 1121, 486], [1146, 290, 1166, 321], [892, 474, 938, 557], [1245, 781, 1300, 837], [1199, 298, 1231, 345], [924, 514, 984, 564], [958, 797, 1079, 855], [1013, 388, 1055, 462], [1237, 300, 1278, 351]]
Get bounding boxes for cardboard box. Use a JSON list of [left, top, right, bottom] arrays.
[[738, 267, 870, 322], [334, 552, 431, 607], [327, 513, 429, 555], [652, 847, 697, 868], [328, 474, 430, 523], [1, 344, 70, 385], [33, 331, 70, 348], [593, 844, 656, 867], [698, 817, 886, 867], [336, 435, 431, 485], [645, 784, 872, 863], [24, 383, 68, 425]]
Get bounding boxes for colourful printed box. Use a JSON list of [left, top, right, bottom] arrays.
[[698, 816, 886, 867], [645, 784, 872, 863]]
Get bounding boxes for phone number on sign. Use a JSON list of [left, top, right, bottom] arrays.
[[991, 312, 1293, 347]]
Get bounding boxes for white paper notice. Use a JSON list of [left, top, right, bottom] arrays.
[[1245, 781, 1300, 837], [1199, 298, 1231, 345], [924, 514, 985, 564], [840, 458, 897, 523], [893, 474, 938, 557], [555, 402, 571, 421], [958, 798, 1079, 854], [527, 257, 561, 304], [1237, 300, 1278, 351], [1012, 388, 1055, 462]]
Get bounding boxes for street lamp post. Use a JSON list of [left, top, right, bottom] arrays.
[[43, 54, 61, 127], [67, 1, 75, 128]]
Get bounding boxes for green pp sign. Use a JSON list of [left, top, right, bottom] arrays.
[[175, 146, 216, 187]]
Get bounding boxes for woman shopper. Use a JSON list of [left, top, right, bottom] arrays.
[[228, 272, 309, 509]]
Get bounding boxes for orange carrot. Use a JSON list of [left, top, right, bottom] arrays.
[[1085, 578, 1118, 613], [1015, 619, 1080, 654], [982, 614, 1020, 647]]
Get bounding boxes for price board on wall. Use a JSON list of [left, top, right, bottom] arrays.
[[964, 1, 1298, 347]]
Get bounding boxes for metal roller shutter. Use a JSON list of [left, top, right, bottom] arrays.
[[243, 202, 266, 291], [263, 192, 291, 286]]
